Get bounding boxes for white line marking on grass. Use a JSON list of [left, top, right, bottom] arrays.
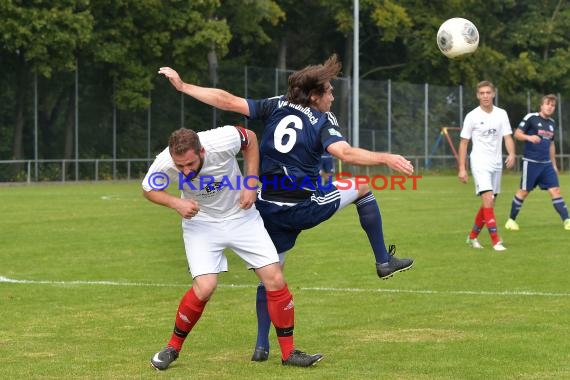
[[1, 276, 569, 298], [0, 276, 186, 288]]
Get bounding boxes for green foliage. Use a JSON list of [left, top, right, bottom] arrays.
[[0, 0, 92, 77], [219, 0, 284, 45], [87, 0, 230, 110], [368, 0, 413, 42], [3, 0, 570, 161]]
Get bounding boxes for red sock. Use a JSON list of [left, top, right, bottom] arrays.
[[266, 284, 295, 360], [469, 207, 485, 239], [482, 207, 501, 245], [167, 288, 207, 352]]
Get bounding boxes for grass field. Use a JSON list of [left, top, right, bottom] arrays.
[[1, 174, 570, 379]]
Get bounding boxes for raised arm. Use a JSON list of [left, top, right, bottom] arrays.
[[158, 67, 250, 116]]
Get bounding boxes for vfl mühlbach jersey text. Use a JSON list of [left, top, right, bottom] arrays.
[[247, 96, 345, 201]]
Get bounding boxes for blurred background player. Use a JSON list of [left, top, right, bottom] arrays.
[[319, 152, 335, 184], [458, 80, 516, 251], [505, 94, 570, 231], [143, 127, 322, 370]]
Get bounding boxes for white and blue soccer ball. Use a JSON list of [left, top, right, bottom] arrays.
[[437, 18, 479, 59]]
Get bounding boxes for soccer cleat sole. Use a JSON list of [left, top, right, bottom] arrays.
[[379, 262, 414, 280], [151, 362, 168, 371], [282, 353, 324, 367], [150, 362, 161, 371], [311, 354, 324, 366], [150, 347, 179, 371]]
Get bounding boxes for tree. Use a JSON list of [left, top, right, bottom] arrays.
[[0, 0, 92, 159]]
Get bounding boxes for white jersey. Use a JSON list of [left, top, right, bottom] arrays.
[[460, 105, 512, 171], [142, 125, 254, 222]]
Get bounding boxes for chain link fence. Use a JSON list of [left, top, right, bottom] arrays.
[[1, 63, 569, 182]]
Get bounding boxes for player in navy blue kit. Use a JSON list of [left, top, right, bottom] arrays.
[[319, 152, 335, 182], [158, 55, 415, 363], [505, 94, 570, 231]]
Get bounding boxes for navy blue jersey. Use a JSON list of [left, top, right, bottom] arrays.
[[517, 112, 555, 163], [246, 96, 345, 201]]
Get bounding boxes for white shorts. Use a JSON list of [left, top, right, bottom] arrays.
[[336, 179, 361, 210], [181, 209, 278, 278], [471, 165, 502, 195]]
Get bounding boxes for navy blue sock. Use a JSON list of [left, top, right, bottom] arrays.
[[509, 196, 524, 220], [552, 197, 569, 220], [356, 192, 390, 264], [254, 282, 271, 351]]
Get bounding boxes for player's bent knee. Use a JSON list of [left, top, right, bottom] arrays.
[[549, 187, 561, 198], [192, 275, 218, 300], [358, 182, 370, 196], [257, 264, 286, 290]]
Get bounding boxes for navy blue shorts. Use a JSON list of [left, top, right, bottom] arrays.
[[520, 160, 559, 191], [255, 187, 341, 253]]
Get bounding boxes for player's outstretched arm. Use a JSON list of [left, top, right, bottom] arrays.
[[158, 67, 250, 116], [327, 141, 414, 175]]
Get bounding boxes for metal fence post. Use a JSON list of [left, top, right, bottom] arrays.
[[147, 89, 151, 161], [113, 80, 117, 180], [387, 79, 392, 153], [558, 92, 564, 171], [459, 85, 464, 128], [424, 83, 429, 169], [75, 59, 79, 181], [34, 71, 38, 182]]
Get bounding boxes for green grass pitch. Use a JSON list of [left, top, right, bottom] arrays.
[[1, 174, 569, 379]]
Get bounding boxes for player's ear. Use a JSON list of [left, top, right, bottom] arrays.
[[309, 93, 319, 105]]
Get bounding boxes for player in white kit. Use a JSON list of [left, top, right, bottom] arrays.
[[142, 126, 322, 370], [458, 81, 516, 251]]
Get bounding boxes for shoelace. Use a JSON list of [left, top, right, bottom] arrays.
[[388, 244, 396, 256]]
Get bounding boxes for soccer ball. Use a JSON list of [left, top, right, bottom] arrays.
[[436, 18, 479, 58]]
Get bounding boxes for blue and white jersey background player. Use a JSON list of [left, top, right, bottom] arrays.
[[505, 94, 570, 231], [319, 152, 335, 181], [458, 81, 516, 252], [158, 55, 415, 363]]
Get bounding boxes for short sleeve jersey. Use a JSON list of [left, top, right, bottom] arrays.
[[142, 126, 251, 221], [246, 96, 345, 196], [460, 105, 512, 170], [517, 112, 555, 163]]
